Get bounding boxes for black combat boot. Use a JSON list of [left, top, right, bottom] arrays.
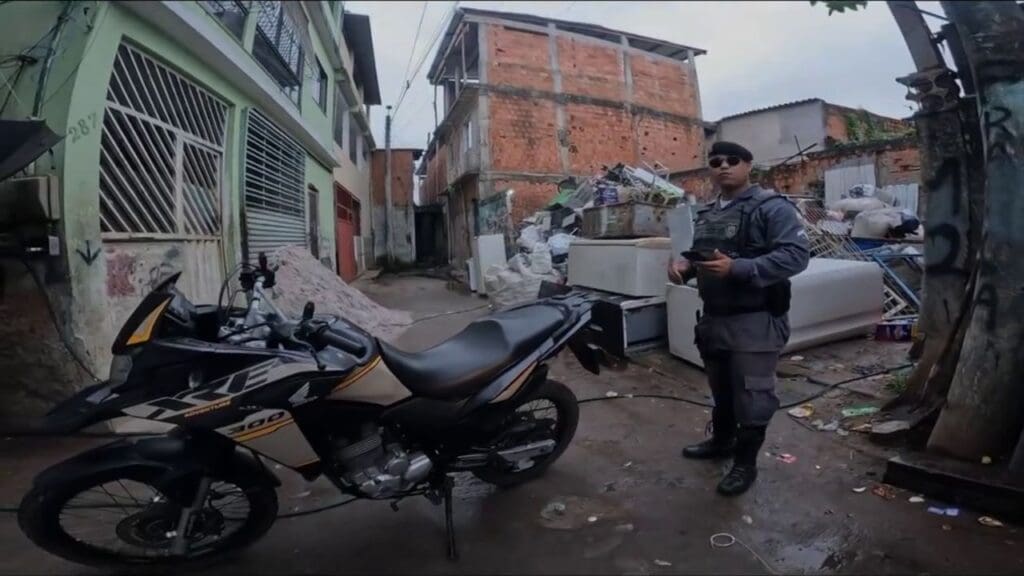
[[716, 426, 766, 496], [682, 405, 736, 460]]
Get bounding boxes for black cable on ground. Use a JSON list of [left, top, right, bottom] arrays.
[[576, 362, 914, 411], [276, 497, 359, 519]]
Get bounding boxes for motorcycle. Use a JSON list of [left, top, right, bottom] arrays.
[[16, 254, 606, 567]]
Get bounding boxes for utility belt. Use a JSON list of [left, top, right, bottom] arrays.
[[701, 281, 792, 318]]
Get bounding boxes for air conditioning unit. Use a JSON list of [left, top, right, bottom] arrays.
[[0, 175, 60, 226]]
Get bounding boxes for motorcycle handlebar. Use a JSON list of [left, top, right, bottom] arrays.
[[312, 326, 367, 357]]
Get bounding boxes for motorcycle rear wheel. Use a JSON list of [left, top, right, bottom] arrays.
[[18, 467, 277, 569], [473, 379, 579, 488]]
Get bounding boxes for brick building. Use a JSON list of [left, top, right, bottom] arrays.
[[416, 8, 706, 266], [370, 148, 422, 266], [673, 99, 918, 204]]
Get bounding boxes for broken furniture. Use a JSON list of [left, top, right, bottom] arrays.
[[666, 258, 885, 368]]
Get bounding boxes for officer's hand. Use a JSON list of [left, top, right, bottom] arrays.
[[694, 249, 732, 278], [667, 258, 690, 284]]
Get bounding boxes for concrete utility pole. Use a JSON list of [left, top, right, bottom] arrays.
[[927, 1, 1024, 469], [384, 105, 393, 264]]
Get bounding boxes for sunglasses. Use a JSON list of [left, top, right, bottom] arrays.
[[709, 156, 742, 169]]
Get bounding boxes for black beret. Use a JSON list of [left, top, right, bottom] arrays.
[[709, 141, 753, 163]]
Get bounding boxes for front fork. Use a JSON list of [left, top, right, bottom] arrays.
[[171, 476, 213, 556]]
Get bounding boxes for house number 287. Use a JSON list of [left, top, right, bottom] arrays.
[[68, 112, 98, 143]]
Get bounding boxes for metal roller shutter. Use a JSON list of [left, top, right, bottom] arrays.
[[243, 108, 307, 261]]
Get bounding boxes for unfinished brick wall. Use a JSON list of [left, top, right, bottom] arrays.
[[557, 35, 624, 101], [671, 139, 921, 200], [877, 146, 921, 185], [488, 25, 553, 92], [630, 53, 699, 118], [488, 93, 561, 174], [566, 103, 633, 174], [491, 179, 557, 224], [825, 104, 913, 144], [420, 144, 448, 206], [370, 150, 416, 206], [636, 114, 705, 173]]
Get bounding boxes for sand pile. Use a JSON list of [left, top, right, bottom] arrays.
[[269, 246, 411, 342]]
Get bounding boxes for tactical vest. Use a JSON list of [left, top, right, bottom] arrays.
[[691, 189, 792, 317]]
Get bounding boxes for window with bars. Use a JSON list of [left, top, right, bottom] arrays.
[[199, 0, 250, 40], [253, 0, 303, 105], [312, 57, 327, 111], [99, 43, 227, 238]]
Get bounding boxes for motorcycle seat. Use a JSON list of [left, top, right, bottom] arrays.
[[378, 304, 567, 400]]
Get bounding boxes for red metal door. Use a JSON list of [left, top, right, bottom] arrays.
[[335, 184, 358, 282]]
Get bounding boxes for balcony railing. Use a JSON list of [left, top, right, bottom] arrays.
[[253, 0, 303, 105], [198, 0, 249, 40]]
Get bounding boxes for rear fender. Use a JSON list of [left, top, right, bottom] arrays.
[[33, 430, 280, 498]]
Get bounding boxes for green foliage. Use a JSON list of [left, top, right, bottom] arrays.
[[810, 0, 869, 15]]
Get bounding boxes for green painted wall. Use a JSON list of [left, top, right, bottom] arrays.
[[1, 0, 345, 377]]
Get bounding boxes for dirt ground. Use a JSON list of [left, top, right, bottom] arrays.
[[1, 275, 1020, 575]]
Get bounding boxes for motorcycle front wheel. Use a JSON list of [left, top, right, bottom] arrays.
[[18, 467, 277, 568], [473, 379, 579, 488]]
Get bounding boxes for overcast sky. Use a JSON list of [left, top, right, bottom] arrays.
[[346, 1, 948, 150]]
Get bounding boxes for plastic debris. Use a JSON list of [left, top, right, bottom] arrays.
[[776, 453, 798, 464], [908, 496, 925, 504], [979, 516, 1004, 528], [654, 559, 673, 567], [540, 501, 568, 521], [818, 420, 840, 432], [928, 506, 960, 517], [789, 355, 805, 362], [742, 515, 753, 525], [787, 404, 815, 419], [982, 456, 993, 465], [851, 423, 874, 433], [623, 461, 633, 469], [587, 515, 599, 523], [872, 484, 897, 500], [852, 487, 867, 493], [945, 508, 960, 517], [606, 391, 620, 398], [815, 465, 822, 470], [871, 420, 911, 435], [615, 523, 635, 533], [927, 507, 945, 516], [841, 406, 880, 418], [836, 428, 850, 437]]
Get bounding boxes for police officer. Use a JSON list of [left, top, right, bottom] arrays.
[[668, 141, 810, 496]]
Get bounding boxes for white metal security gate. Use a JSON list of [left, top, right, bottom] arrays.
[[243, 108, 307, 261], [99, 42, 228, 313]]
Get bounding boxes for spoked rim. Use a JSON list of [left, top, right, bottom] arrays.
[[56, 478, 255, 561]]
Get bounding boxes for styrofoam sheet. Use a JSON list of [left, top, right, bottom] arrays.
[[667, 258, 884, 368], [568, 237, 672, 297]]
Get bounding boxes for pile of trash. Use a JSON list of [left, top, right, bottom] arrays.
[[270, 246, 411, 342], [482, 162, 688, 309], [814, 184, 922, 241]]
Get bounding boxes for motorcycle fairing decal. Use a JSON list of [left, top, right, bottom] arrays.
[[122, 359, 278, 420], [489, 361, 538, 404], [328, 359, 411, 405], [217, 409, 319, 468], [331, 357, 382, 393]]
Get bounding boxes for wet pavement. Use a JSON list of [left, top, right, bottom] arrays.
[[1, 275, 1020, 574]]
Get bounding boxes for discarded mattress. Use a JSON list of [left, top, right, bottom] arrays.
[[667, 258, 884, 368], [568, 237, 672, 297]]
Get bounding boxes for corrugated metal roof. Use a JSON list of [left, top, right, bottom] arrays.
[[716, 98, 825, 123], [428, 7, 706, 83]]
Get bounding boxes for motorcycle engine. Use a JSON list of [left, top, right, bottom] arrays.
[[331, 428, 433, 499]]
